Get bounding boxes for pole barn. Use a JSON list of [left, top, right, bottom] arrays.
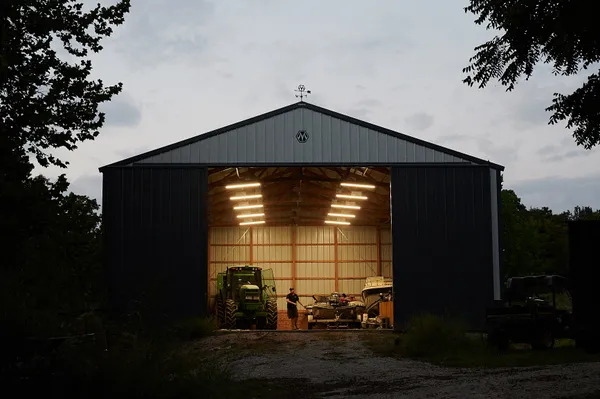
[[99, 101, 504, 330]]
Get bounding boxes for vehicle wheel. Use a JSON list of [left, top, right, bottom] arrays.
[[224, 299, 238, 329], [531, 329, 554, 350], [265, 297, 278, 330], [216, 296, 225, 328]]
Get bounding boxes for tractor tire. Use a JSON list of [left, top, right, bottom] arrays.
[[265, 297, 278, 330], [224, 299, 238, 329], [216, 296, 225, 328]]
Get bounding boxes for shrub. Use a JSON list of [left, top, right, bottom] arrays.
[[167, 316, 219, 341], [106, 314, 219, 347], [400, 313, 473, 358]]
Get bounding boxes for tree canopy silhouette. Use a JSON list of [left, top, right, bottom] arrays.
[[462, 0, 600, 149], [0, 0, 131, 168], [0, 1, 131, 338]]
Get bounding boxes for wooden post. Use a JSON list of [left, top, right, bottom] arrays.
[[334, 226, 339, 292], [292, 225, 297, 289], [249, 226, 254, 265], [207, 227, 212, 298], [376, 226, 382, 276]]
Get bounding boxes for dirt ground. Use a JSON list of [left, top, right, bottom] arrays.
[[189, 331, 600, 399]]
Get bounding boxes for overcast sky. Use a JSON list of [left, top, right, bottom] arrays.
[[38, 0, 600, 213]]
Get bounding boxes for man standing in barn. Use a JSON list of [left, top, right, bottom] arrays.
[[286, 288, 303, 330]]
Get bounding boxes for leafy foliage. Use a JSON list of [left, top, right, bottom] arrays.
[[500, 188, 600, 278], [399, 314, 472, 358], [463, 0, 600, 149], [0, 1, 130, 338], [0, 0, 131, 168], [0, 173, 103, 336]]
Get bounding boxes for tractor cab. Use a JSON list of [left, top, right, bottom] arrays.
[[228, 267, 261, 302]]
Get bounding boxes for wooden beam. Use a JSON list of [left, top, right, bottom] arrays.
[[210, 242, 376, 247], [208, 227, 212, 297], [334, 226, 339, 292], [210, 208, 389, 225], [258, 168, 273, 179], [209, 180, 390, 208], [209, 215, 391, 227], [208, 222, 391, 227], [211, 169, 390, 189], [210, 200, 348, 215], [208, 276, 377, 281], [301, 169, 390, 188], [249, 226, 254, 265], [292, 226, 297, 291], [376, 225, 381, 276], [209, 168, 293, 188], [211, 259, 378, 264]]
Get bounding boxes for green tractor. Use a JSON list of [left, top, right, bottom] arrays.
[[215, 265, 278, 329]]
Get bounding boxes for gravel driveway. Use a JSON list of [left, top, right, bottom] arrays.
[[196, 331, 600, 399]]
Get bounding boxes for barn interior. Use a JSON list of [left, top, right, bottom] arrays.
[[207, 166, 392, 330]]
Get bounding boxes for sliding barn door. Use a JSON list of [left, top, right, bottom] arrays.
[[390, 166, 495, 330]]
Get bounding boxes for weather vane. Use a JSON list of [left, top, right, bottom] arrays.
[[294, 84, 311, 102]]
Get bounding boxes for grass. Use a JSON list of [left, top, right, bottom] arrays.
[[364, 313, 600, 369], [7, 312, 598, 398], [1, 315, 283, 399]]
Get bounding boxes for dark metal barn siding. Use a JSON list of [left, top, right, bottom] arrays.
[[495, 168, 504, 291], [568, 220, 600, 345], [102, 166, 209, 322], [391, 165, 494, 330]]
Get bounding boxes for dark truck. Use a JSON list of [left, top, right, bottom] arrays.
[[485, 275, 574, 350]]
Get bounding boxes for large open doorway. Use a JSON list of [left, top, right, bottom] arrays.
[[206, 166, 392, 330]]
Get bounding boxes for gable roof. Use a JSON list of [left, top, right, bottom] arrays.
[[99, 101, 504, 171]]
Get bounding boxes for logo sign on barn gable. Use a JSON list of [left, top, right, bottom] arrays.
[[296, 129, 309, 143]]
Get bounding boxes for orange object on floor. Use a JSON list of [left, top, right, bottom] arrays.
[[379, 301, 394, 327]]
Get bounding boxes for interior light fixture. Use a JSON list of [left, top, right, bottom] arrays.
[[230, 194, 262, 201], [325, 220, 351, 226], [328, 213, 355, 218], [236, 213, 265, 218], [341, 182, 376, 189], [233, 204, 264, 210], [225, 182, 261, 189], [239, 220, 266, 226], [331, 204, 361, 210], [336, 194, 367, 200]]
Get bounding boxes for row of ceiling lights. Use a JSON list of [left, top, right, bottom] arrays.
[[324, 182, 375, 226], [225, 180, 376, 226], [226, 182, 266, 226]]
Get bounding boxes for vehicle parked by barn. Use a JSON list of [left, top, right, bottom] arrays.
[[361, 277, 393, 329], [305, 292, 365, 329], [485, 220, 600, 353], [485, 275, 573, 350]]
